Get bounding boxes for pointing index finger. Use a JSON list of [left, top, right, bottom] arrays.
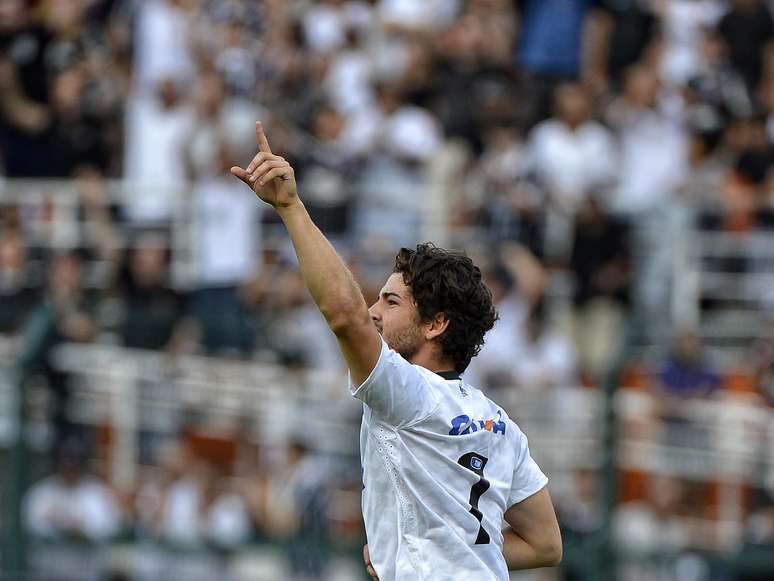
[[255, 121, 272, 154]]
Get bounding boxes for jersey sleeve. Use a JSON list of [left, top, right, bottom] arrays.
[[507, 422, 548, 507], [349, 337, 441, 428]]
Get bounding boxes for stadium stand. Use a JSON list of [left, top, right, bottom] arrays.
[[1, 1, 774, 580]]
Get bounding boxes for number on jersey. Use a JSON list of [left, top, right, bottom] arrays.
[[457, 452, 491, 544]]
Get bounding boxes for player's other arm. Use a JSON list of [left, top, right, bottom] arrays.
[[231, 122, 381, 384], [502, 487, 562, 570]]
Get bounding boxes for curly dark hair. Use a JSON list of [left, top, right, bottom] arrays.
[[393, 243, 498, 374]]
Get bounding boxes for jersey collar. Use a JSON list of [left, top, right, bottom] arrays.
[[436, 370, 461, 381]]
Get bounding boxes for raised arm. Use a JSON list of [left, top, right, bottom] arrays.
[[231, 122, 381, 384]]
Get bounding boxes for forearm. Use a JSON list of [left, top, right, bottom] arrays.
[[502, 527, 560, 570], [277, 201, 370, 331], [232, 122, 375, 348]]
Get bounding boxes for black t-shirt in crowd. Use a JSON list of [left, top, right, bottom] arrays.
[[718, 4, 774, 89], [597, 0, 657, 83]]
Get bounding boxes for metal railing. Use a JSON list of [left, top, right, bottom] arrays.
[[35, 344, 774, 551]]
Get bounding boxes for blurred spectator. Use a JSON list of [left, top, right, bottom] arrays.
[[513, 301, 579, 392], [134, 437, 191, 539], [557, 469, 603, 581], [606, 63, 689, 328], [0, 228, 38, 335], [747, 320, 774, 405], [606, 64, 688, 215], [472, 125, 529, 198], [114, 232, 190, 352], [0, 0, 49, 103], [123, 77, 193, 224], [378, 0, 460, 35], [375, 81, 443, 164], [295, 104, 358, 235], [73, 166, 121, 267], [657, 329, 721, 399], [717, 0, 774, 91], [679, 122, 728, 208], [652, 330, 722, 460], [24, 438, 122, 542], [613, 476, 710, 580], [356, 81, 443, 243], [18, 251, 96, 363], [465, 243, 564, 396], [0, 0, 124, 177], [43, 0, 124, 176], [184, 69, 264, 179], [517, 0, 593, 81], [588, 0, 657, 89], [233, 424, 273, 540], [516, 0, 597, 122], [428, 2, 520, 149], [207, 6, 264, 100], [190, 141, 262, 356], [0, 0, 55, 177], [701, 148, 773, 239], [763, 76, 774, 143], [267, 439, 333, 581], [323, 28, 374, 115], [259, 18, 327, 127], [528, 82, 617, 214], [182, 70, 265, 355], [18, 251, 97, 438], [464, 125, 545, 255], [738, 489, 774, 581], [162, 458, 252, 548], [570, 195, 631, 380], [743, 491, 774, 548], [263, 268, 341, 369], [302, 0, 350, 55], [46, 66, 110, 176], [133, 0, 196, 91], [687, 28, 754, 122], [739, 488, 774, 581], [655, 0, 725, 87], [18, 252, 97, 448]]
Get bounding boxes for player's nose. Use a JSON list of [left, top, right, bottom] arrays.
[[369, 303, 381, 322]]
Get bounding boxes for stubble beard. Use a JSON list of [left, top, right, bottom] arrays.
[[384, 323, 423, 361]]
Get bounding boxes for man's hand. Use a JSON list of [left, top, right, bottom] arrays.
[[230, 121, 298, 209], [363, 544, 379, 580]]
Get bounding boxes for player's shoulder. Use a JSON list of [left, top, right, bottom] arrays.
[[469, 388, 529, 438]]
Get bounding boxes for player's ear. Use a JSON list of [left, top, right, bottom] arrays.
[[425, 312, 449, 341]]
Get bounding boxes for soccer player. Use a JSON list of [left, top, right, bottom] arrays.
[[231, 122, 562, 580]]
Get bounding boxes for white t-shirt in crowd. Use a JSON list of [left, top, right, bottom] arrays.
[[379, 0, 461, 31], [24, 475, 121, 541], [193, 176, 261, 287], [133, 0, 196, 90], [351, 338, 548, 580], [610, 109, 688, 215], [528, 119, 617, 211], [123, 95, 194, 223]]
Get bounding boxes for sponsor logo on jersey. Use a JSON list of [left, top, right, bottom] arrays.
[[448, 411, 506, 436]]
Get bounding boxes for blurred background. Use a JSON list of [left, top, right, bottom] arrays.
[[0, 0, 773, 580]]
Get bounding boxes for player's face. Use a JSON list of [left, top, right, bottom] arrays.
[[369, 273, 424, 361]]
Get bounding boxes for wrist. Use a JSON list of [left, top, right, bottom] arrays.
[[276, 199, 305, 218]]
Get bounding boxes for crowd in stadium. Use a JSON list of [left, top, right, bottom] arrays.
[[2, 0, 774, 579]]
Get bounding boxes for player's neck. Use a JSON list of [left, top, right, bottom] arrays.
[[409, 344, 456, 375]]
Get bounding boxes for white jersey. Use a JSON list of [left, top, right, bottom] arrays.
[[350, 338, 548, 580]]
